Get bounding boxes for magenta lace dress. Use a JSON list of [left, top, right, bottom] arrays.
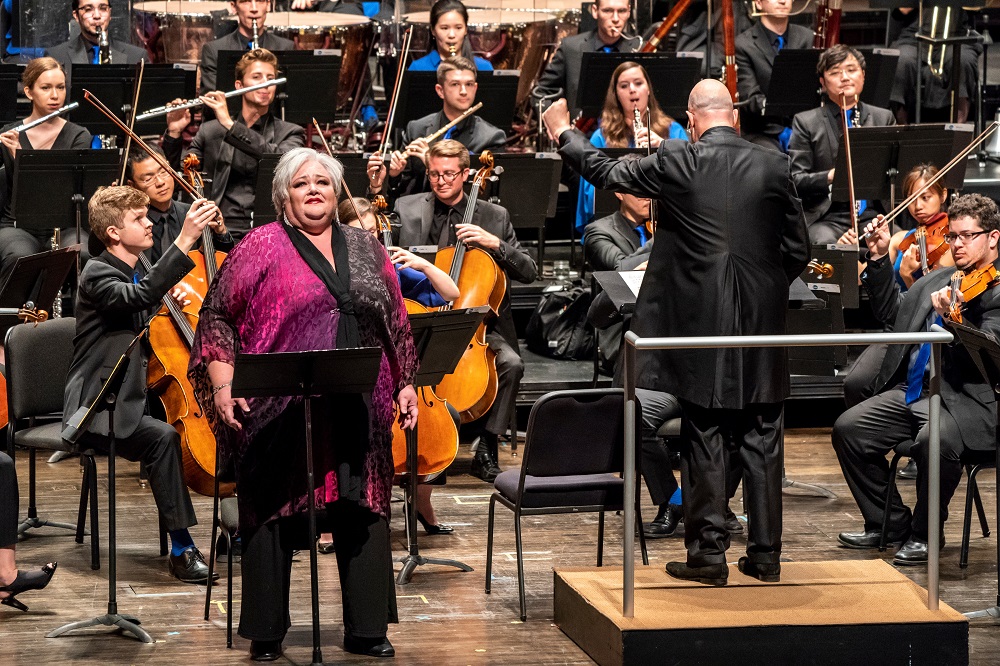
[[188, 221, 417, 527]]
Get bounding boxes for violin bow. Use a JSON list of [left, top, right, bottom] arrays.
[[119, 59, 145, 185], [861, 121, 999, 240], [840, 93, 859, 240], [313, 117, 364, 227], [377, 28, 413, 161]]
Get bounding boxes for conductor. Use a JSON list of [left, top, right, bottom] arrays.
[[542, 80, 810, 586]]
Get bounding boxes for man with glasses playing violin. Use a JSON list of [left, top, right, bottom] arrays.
[[387, 139, 537, 482], [46, 1, 146, 77], [834, 193, 1000, 566]]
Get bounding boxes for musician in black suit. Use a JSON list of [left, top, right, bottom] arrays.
[[46, 0, 146, 81], [162, 49, 305, 239], [63, 186, 222, 583], [369, 56, 505, 202], [834, 193, 1000, 565], [735, 0, 814, 151], [124, 146, 234, 263], [199, 0, 295, 95], [544, 79, 810, 585], [788, 44, 895, 245], [390, 139, 537, 482], [531, 0, 639, 115]]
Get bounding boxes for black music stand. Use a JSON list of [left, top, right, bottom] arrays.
[[68, 64, 134, 139], [49, 330, 152, 643], [578, 52, 702, 119], [831, 124, 973, 214], [251, 153, 282, 224], [489, 152, 561, 264], [946, 320, 1000, 620], [335, 152, 372, 202], [133, 63, 197, 136], [593, 147, 646, 221], [762, 49, 821, 120], [269, 50, 341, 125], [0, 64, 24, 125], [0, 247, 78, 318], [394, 71, 520, 136], [231, 348, 383, 666], [396, 307, 488, 585], [858, 48, 901, 111]]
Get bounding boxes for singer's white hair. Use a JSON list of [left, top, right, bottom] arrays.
[[271, 147, 344, 218]]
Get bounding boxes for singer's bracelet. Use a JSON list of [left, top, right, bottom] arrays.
[[212, 381, 232, 396]]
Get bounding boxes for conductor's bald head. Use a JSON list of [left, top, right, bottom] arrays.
[[685, 79, 738, 142]]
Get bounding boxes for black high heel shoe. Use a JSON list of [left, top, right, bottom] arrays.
[[416, 512, 454, 535], [0, 562, 57, 612]]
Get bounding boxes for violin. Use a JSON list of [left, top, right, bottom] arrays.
[[0, 304, 52, 429], [947, 265, 1000, 324], [898, 212, 950, 275], [369, 196, 460, 478], [433, 151, 506, 423]]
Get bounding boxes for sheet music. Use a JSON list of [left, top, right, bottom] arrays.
[[620, 271, 645, 298]]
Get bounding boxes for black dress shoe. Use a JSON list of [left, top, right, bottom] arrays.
[[725, 511, 744, 534], [665, 561, 728, 586], [737, 557, 780, 582], [168, 547, 219, 584], [317, 540, 336, 555], [897, 458, 918, 480], [837, 528, 908, 550], [0, 562, 57, 612], [470, 446, 501, 482], [344, 634, 395, 657], [416, 512, 455, 535], [893, 536, 944, 566], [643, 504, 682, 538], [250, 639, 282, 662]]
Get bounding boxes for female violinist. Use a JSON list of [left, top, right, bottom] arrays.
[[888, 164, 954, 289], [337, 196, 459, 537], [576, 61, 688, 234], [0, 57, 92, 281], [409, 0, 494, 72]]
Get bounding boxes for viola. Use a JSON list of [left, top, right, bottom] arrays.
[[433, 151, 506, 423], [947, 264, 1000, 324], [898, 212, 950, 275]]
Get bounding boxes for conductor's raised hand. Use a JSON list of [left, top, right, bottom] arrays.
[[396, 384, 418, 430], [541, 98, 572, 143], [862, 215, 891, 260]]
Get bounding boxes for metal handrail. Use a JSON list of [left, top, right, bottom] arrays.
[[621, 326, 954, 618]]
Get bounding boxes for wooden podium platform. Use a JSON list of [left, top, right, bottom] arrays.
[[554, 560, 969, 665]]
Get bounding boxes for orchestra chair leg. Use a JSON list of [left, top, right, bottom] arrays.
[[597, 510, 605, 567], [961, 463, 993, 569], [76, 456, 91, 544], [204, 474, 221, 622], [514, 508, 526, 622], [485, 494, 497, 594], [87, 454, 100, 570], [879, 451, 906, 552]]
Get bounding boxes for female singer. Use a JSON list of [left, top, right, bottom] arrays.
[[1, 451, 57, 613], [0, 56, 92, 280], [409, 0, 493, 72], [337, 196, 458, 535], [576, 61, 688, 234], [189, 148, 418, 661]]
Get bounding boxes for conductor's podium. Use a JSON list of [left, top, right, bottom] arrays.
[[554, 560, 968, 665]]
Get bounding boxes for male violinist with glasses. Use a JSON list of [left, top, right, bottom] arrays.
[[833, 193, 1000, 566]]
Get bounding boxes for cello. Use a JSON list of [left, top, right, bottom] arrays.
[[433, 151, 506, 423]]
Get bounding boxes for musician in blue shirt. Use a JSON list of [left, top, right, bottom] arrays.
[[408, 0, 493, 72]]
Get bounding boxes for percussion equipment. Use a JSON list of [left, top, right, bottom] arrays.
[[134, 1, 229, 64], [403, 6, 579, 106]]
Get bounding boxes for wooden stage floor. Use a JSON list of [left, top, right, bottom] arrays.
[[4, 428, 1000, 665]]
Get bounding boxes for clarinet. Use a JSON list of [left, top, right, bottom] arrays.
[[98, 28, 111, 64], [633, 107, 645, 148], [251, 19, 260, 50]]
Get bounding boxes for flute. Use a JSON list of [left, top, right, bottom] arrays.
[[10, 102, 80, 132], [135, 77, 287, 121], [424, 102, 484, 142]]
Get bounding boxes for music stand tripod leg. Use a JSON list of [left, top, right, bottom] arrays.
[[47, 396, 153, 643], [303, 395, 324, 666]]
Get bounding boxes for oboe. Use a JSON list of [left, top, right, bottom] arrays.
[[98, 27, 111, 64], [633, 107, 646, 147], [251, 18, 260, 50]]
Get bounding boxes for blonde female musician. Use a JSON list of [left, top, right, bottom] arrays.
[[0, 57, 92, 280], [575, 61, 687, 234]]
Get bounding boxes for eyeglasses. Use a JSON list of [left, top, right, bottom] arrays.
[[944, 230, 990, 244], [598, 8, 630, 16], [135, 168, 170, 187], [427, 171, 462, 183], [77, 3, 110, 16], [826, 66, 862, 79]]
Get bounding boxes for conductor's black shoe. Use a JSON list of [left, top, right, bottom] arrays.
[[644, 504, 682, 538], [737, 557, 780, 582], [470, 445, 500, 483], [725, 510, 744, 534], [250, 640, 282, 661], [837, 528, 908, 550], [665, 561, 728, 586], [893, 536, 944, 566], [344, 634, 396, 657], [897, 458, 918, 480], [168, 547, 218, 584]]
